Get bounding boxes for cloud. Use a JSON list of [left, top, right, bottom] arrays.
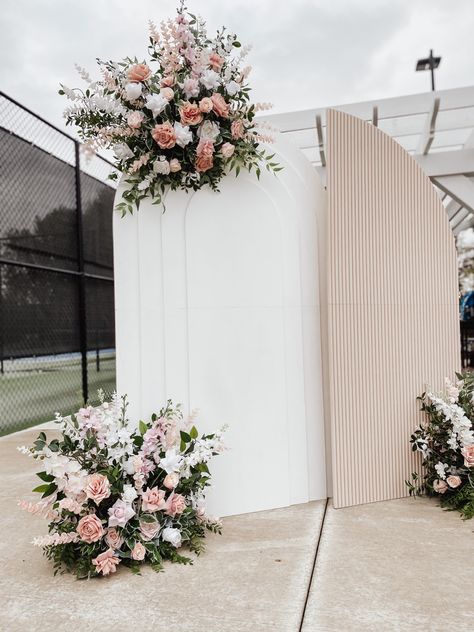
[[1, 0, 473, 130]]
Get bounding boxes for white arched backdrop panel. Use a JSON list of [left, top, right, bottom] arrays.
[[113, 137, 327, 516]]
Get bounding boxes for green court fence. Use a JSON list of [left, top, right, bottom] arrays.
[[0, 91, 119, 435]]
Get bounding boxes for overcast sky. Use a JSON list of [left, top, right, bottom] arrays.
[[1, 0, 473, 134]]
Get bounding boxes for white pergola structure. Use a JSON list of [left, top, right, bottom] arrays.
[[265, 86, 474, 236]]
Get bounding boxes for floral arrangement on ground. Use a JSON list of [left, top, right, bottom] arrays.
[[407, 373, 474, 520], [18, 393, 226, 578], [61, 1, 281, 215]]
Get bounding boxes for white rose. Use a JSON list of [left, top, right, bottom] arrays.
[[153, 158, 171, 175], [124, 458, 135, 476], [122, 484, 138, 504], [173, 122, 193, 148], [145, 93, 168, 117], [225, 80, 240, 96], [113, 143, 134, 161], [200, 69, 220, 90], [162, 527, 182, 548], [197, 120, 220, 141], [108, 499, 135, 528], [125, 82, 143, 101]]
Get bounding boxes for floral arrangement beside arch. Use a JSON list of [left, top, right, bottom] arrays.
[[60, 1, 281, 215], [18, 394, 226, 578], [407, 373, 474, 521]]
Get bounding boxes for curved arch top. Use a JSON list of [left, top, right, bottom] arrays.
[[113, 136, 327, 516], [326, 109, 460, 508]]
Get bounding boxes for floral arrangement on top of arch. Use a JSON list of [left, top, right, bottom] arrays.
[[60, 1, 281, 215], [18, 393, 226, 578], [407, 373, 474, 521]]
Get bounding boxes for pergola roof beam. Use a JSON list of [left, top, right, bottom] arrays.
[[433, 175, 474, 214], [416, 97, 440, 155]]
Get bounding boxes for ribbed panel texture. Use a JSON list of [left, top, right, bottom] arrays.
[[327, 109, 460, 508]]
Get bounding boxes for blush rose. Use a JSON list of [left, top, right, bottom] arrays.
[[92, 549, 120, 576], [179, 101, 203, 126], [141, 487, 166, 512], [211, 93, 229, 118], [152, 122, 177, 149], [85, 473, 111, 505], [461, 444, 474, 467], [127, 64, 151, 82], [77, 513, 105, 543], [165, 493, 186, 517]]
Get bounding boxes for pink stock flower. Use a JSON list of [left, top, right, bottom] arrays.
[[141, 487, 166, 512], [85, 473, 111, 505], [211, 93, 229, 118], [77, 514, 105, 543], [461, 445, 474, 467], [92, 549, 120, 576], [127, 64, 151, 82], [165, 493, 186, 517]]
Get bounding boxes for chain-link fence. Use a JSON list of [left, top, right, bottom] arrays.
[[0, 91, 119, 435]]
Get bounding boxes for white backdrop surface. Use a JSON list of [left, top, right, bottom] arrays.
[[113, 137, 327, 516]]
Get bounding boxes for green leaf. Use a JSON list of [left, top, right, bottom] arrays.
[[32, 484, 50, 494], [180, 431, 191, 443], [190, 426, 198, 440], [139, 420, 148, 436], [36, 471, 54, 483]]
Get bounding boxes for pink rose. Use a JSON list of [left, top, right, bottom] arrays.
[[179, 101, 203, 126], [141, 487, 166, 512], [105, 527, 123, 550], [461, 444, 474, 467], [131, 542, 146, 561], [446, 475, 462, 489], [163, 472, 179, 490], [169, 158, 182, 173], [209, 52, 224, 70], [196, 139, 214, 157], [165, 493, 186, 517], [127, 111, 144, 129], [211, 93, 229, 118], [77, 514, 105, 543], [160, 87, 175, 102], [199, 97, 213, 113], [161, 75, 175, 88], [152, 122, 176, 149], [92, 549, 120, 576], [231, 119, 245, 140], [195, 155, 213, 173], [221, 142, 235, 158], [433, 479, 448, 494], [139, 516, 161, 541], [85, 473, 111, 505], [127, 64, 151, 82]]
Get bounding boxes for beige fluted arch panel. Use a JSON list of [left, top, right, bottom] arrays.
[[326, 109, 460, 509]]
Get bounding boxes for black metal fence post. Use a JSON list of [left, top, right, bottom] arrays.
[[74, 141, 88, 404]]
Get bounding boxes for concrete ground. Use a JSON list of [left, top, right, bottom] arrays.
[[1, 426, 473, 632]]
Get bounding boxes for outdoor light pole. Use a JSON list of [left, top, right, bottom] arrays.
[[416, 49, 441, 92]]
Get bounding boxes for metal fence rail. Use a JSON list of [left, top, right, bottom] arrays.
[[0, 91, 119, 434]]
